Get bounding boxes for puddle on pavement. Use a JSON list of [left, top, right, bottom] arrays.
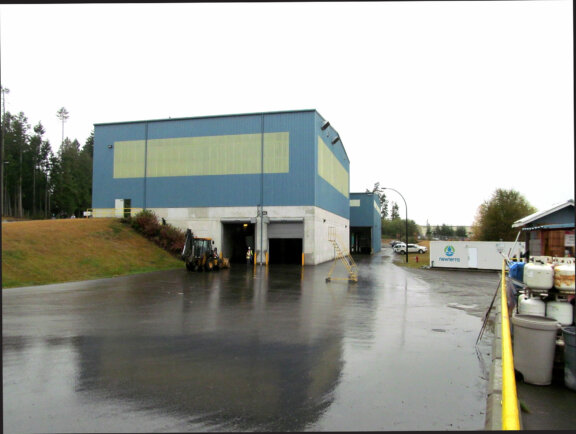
[[3, 254, 499, 432]]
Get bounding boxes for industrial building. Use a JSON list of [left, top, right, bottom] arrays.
[[349, 192, 382, 254], [92, 110, 352, 265], [512, 199, 575, 257]]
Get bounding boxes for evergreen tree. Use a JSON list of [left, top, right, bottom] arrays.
[[77, 130, 94, 212], [391, 202, 400, 220], [366, 182, 388, 218], [455, 226, 468, 238], [50, 131, 93, 217], [51, 138, 82, 217], [381, 218, 419, 243], [440, 223, 454, 237], [2, 112, 30, 217]]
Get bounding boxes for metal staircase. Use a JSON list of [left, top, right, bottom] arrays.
[[326, 227, 358, 282]]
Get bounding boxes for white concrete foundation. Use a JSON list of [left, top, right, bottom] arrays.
[[95, 206, 350, 266]]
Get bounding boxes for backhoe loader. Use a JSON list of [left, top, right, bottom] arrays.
[[181, 229, 229, 272]]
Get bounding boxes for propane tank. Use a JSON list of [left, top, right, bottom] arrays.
[[518, 293, 546, 317], [523, 262, 554, 291], [554, 263, 575, 293], [546, 296, 574, 326]]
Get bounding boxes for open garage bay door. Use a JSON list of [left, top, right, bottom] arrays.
[[268, 222, 303, 265], [222, 222, 255, 264], [350, 227, 372, 254]]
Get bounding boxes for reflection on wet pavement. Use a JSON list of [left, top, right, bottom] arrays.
[[3, 251, 498, 432]]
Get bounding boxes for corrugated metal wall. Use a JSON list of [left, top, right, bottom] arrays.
[[93, 110, 350, 219], [313, 112, 350, 219], [350, 192, 382, 253]]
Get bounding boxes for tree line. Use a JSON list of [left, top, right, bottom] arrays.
[[367, 182, 538, 242], [1, 97, 92, 219]]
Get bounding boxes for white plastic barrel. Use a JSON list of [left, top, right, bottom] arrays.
[[512, 314, 560, 385]]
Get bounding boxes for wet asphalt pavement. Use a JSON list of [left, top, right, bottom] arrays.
[[2, 247, 500, 432]]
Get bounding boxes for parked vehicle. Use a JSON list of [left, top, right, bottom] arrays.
[[393, 243, 427, 254], [389, 240, 403, 247]]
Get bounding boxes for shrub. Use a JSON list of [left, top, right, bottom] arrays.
[[132, 209, 160, 237], [121, 210, 185, 258], [159, 225, 186, 255]]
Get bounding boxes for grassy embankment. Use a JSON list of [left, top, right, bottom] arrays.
[[384, 239, 431, 269], [2, 218, 184, 289]]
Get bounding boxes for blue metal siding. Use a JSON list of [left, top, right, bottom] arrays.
[[93, 122, 148, 208], [262, 111, 316, 207], [92, 111, 320, 210], [531, 206, 575, 226], [372, 197, 382, 253], [350, 193, 382, 253]]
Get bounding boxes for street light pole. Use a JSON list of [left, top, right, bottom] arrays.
[[383, 187, 408, 263]]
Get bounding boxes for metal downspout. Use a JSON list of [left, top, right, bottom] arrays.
[[259, 113, 264, 265], [143, 122, 149, 210]]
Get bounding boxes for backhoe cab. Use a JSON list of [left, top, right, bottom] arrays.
[[181, 229, 229, 272]]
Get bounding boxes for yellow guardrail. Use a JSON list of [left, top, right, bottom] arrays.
[[500, 259, 520, 430], [85, 208, 143, 218]]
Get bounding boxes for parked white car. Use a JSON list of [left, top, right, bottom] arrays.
[[393, 243, 428, 254]]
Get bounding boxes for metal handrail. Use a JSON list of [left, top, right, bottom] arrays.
[[500, 259, 521, 430], [85, 208, 143, 218], [326, 226, 358, 282]]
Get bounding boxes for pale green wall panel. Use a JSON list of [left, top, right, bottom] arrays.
[[317, 136, 349, 197], [113, 140, 145, 178], [113, 133, 289, 179], [263, 132, 289, 173]]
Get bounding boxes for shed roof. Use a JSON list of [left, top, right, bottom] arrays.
[[512, 199, 575, 228]]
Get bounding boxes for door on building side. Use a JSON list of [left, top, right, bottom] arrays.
[[468, 247, 478, 268]]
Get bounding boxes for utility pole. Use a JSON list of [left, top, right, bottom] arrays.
[[383, 187, 409, 263]]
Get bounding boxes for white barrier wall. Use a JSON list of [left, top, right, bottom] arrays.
[[430, 241, 525, 270]]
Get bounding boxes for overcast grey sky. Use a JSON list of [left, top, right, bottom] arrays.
[[1, 2, 573, 226]]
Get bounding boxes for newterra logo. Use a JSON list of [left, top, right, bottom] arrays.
[[440, 244, 460, 263]]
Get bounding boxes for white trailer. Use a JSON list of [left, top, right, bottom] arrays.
[[430, 241, 525, 270]]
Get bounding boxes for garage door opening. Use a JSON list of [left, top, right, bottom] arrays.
[[350, 227, 372, 254], [268, 238, 302, 265], [222, 222, 255, 264]]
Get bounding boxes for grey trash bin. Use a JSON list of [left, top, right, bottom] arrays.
[[562, 326, 576, 391], [511, 314, 560, 385]]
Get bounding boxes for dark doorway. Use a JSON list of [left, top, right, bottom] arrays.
[[268, 238, 302, 265], [350, 227, 372, 254], [222, 222, 255, 264], [124, 199, 132, 218]]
